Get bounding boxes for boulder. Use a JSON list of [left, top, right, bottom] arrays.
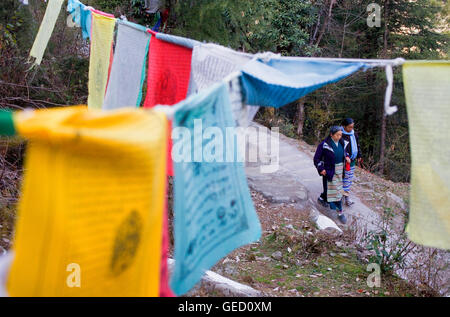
[[271, 251, 283, 261]]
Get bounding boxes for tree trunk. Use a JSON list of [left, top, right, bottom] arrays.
[[379, 0, 390, 175], [379, 106, 387, 174], [315, 0, 336, 47], [296, 99, 305, 138]]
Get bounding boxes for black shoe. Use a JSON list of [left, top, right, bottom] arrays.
[[318, 196, 328, 207]]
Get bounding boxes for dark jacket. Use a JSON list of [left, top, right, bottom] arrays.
[[341, 131, 361, 160], [313, 136, 350, 181]]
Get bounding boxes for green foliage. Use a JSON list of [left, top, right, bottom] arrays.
[[364, 207, 415, 274], [88, 0, 132, 15], [170, 0, 317, 54], [0, 0, 33, 50]]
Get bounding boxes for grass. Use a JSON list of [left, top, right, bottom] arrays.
[[214, 226, 429, 297]]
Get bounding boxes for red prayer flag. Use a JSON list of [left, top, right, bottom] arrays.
[[143, 36, 193, 176]]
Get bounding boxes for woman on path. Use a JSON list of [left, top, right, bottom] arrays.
[[313, 126, 351, 224], [340, 118, 362, 206]]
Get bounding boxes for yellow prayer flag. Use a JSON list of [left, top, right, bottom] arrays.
[[7, 106, 167, 296], [403, 61, 450, 250], [88, 13, 116, 109], [29, 0, 64, 66]]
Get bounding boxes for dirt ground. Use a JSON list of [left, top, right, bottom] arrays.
[[192, 190, 434, 297]]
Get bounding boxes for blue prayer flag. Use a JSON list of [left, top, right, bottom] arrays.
[[170, 83, 261, 295], [241, 58, 367, 108], [67, 0, 92, 40]]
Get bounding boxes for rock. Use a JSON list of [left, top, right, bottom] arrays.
[[309, 208, 320, 223], [168, 258, 261, 297], [285, 224, 295, 230], [322, 227, 343, 237], [224, 266, 237, 276], [360, 182, 374, 189], [271, 251, 283, 261], [327, 267, 332, 271], [386, 191, 406, 210], [316, 215, 343, 233], [339, 253, 348, 257], [330, 252, 337, 257], [282, 264, 289, 269], [287, 247, 292, 253]]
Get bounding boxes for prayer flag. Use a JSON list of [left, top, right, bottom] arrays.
[[403, 61, 450, 250], [7, 106, 167, 296], [29, 0, 64, 66], [241, 58, 366, 108], [187, 43, 252, 95], [187, 44, 257, 127], [67, 0, 92, 39], [103, 21, 151, 110], [144, 36, 193, 176], [88, 12, 116, 109], [170, 83, 261, 295]]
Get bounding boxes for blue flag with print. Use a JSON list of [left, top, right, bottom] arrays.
[[241, 58, 367, 108], [67, 0, 92, 39], [170, 82, 261, 295]]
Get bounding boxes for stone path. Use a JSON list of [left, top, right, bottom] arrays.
[[244, 122, 381, 231]]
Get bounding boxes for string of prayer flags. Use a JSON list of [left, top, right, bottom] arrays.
[[67, 0, 92, 40], [240, 58, 367, 108], [29, 0, 64, 66], [403, 61, 450, 250], [144, 36, 193, 176], [88, 11, 116, 109], [7, 106, 168, 296], [103, 21, 151, 110], [170, 83, 262, 295]]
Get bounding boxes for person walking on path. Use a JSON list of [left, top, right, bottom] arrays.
[[313, 126, 351, 224], [340, 118, 362, 206]]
